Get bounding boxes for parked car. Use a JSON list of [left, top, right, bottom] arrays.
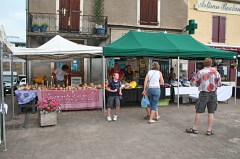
[[3, 71, 19, 94], [19, 78, 26, 86]]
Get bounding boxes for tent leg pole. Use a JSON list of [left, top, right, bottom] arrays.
[[177, 56, 180, 108], [235, 61, 238, 105], [90, 58, 92, 82], [102, 56, 106, 112], [0, 42, 7, 151], [11, 55, 15, 119]]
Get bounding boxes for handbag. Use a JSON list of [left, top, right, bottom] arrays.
[[141, 95, 150, 108]]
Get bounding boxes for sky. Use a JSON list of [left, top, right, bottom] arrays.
[[0, 0, 26, 42]]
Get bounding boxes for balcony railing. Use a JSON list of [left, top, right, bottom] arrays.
[[28, 12, 108, 35]]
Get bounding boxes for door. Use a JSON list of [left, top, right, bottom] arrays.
[[54, 40, 84, 86], [59, 0, 81, 32]]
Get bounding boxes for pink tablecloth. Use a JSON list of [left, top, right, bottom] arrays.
[[37, 89, 103, 110]]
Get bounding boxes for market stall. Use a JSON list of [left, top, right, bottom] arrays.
[[102, 30, 238, 110], [10, 35, 103, 109], [1, 24, 104, 149]]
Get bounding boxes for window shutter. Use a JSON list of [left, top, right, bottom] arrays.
[[219, 16, 226, 43], [212, 16, 219, 43], [148, 0, 158, 26], [140, 0, 149, 25]]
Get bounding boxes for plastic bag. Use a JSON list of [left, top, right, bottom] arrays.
[[119, 95, 123, 100], [141, 95, 150, 108]]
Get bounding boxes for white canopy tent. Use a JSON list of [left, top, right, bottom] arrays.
[[11, 35, 102, 60]]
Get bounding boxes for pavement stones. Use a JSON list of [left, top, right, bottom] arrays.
[[0, 95, 240, 159]]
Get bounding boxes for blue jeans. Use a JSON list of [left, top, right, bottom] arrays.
[[55, 81, 64, 87], [148, 88, 161, 111]]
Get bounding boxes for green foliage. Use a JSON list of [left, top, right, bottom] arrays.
[[32, 23, 39, 27], [94, 0, 104, 25], [41, 23, 48, 27]]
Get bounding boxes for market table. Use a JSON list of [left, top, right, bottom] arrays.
[[37, 89, 103, 110], [14, 90, 37, 114], [174, 86, 232, 102], [106, 87, 171, 103], [15, 90, 37, 104]]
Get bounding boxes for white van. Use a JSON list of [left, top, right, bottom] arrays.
[[3, 71, 19, 94]]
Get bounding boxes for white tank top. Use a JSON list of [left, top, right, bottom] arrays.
[[148, 70, 160, 87]]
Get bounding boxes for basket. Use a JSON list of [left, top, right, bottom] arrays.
[[158, 99, 170, 106]]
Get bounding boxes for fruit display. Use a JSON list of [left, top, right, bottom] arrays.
[[17, 83, 103, 91], [129, 81, 137, 88], [161, 83, 171, 88], [105, 82, 108, 88], [34, 76, 46, 83]]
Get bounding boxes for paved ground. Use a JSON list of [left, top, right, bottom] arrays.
[[0, 95, 240, 159]]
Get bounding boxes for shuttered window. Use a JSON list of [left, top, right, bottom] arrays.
[[140, 0, 158, 26], [212, 16, 226, 43]]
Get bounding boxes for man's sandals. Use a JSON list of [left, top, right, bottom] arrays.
[[206, 130, 214, 136], [186, 128, 214, 136], [186, 128, 198, 134]]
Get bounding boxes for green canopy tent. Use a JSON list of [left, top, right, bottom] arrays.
[[103, 30, 237, 59]]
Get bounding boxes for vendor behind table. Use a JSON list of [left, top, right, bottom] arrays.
[[107, 63, 124, 81], [52, 65, 69, 87], [124, 65, 134, 83]]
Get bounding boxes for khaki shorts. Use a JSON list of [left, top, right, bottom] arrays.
[[107, 96, 121, 108], [195, 91, 218, 114]]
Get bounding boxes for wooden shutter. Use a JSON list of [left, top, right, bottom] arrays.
[[70, 0, 80, 31], [59, 0, 70, 31], [148, 0, 158, 26], [140, 0, 149, 25], [219, 16, 226, 43], [212, 16, 219, 43]]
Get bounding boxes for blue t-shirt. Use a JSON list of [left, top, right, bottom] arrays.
[[108, 80, 121, 97]]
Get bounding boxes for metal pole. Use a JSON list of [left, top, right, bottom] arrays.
[[102, 56, 106, 112], [90, 58, 92, 82], [0, 42, 2, 145], [0, 41, 7, 151], [11, 55, 15, 118], [178, 57, 180, 108], [235, 60, 238, 105], [26, 0, 29, 83]]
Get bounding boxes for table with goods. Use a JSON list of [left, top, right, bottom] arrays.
[[17, 83, 103, 111], [105, 81, 171, 105]]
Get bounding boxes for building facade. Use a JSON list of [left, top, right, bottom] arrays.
[[27, 0, 188, 84], [188, 0, 240, 85]]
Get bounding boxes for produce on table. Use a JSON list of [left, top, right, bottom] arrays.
[[129, 81, 137, 88], [17, 83, 103, 91]]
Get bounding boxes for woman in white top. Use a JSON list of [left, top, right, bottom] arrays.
[[142, 61, 164, 124]]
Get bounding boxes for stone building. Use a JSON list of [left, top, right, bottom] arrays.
[[188, 0, 240, 86], [27, 0, 188, 84]]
